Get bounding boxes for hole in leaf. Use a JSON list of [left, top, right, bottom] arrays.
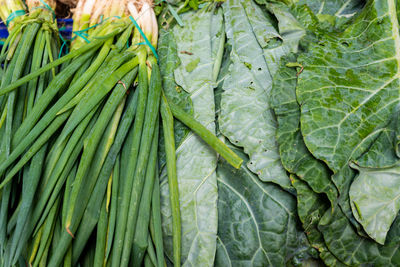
[[342, 41, 349, 47]]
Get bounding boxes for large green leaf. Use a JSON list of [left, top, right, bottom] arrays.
[[318, 203, 400, 266], [354, 129, 399, 168], [295, 0, 400, 240], [215, 147, 315, 267], [354, 110, 400, 168], [157, 29, 193, 169], [270, 55, 337, 203], [301, 0, 363, 14], [257, 0, 364, 29], [297, 0, 400, 173], [159, 8, 222, 267], [270, 61, 346, 263], [346, 112, 400, 242], [293, 172, 400, 266], [349, 163, 400, 245], [219, 0, 302, 189], [291, 176, 346, 267]]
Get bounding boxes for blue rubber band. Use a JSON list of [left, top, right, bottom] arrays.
[[58, 33, 68, 58], [129, 16, 158, 61], [31, 0, 56, 19], [39, 0, 55, 17], [72, 16, 122, 43], [6, 10, 26, 26], [73, 31, 90, 43]]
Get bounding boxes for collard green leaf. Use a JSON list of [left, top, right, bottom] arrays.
[[270, 55, 337, 203], [293, 0, 364, 18], [297, 0, 400, 173], [293, 173, 400, 265], [318, 203, 400, 266], [354, 112, 400, 169], [266, 2, 306, 52], [349, 163, 400, 245], [159, 8, 221, 267], [158, 29, 193, 115], [331, 165, 361, 231], [157, 28, 193, 169], [355, 129, 399, 168], [219, 0, 299, 189], [293, 0, 400, 236], [257, 0, 364, 30], [291, 175, 346, 267], [215, 147, 315, 267]]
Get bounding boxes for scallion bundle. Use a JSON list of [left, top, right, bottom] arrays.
[[0, 1, 61, 266], [0, 1, 242, 266]]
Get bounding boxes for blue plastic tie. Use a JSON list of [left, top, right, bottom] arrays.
[[72, 30, 90, 43], [72, 16, 121, 43], [58, 32, 68, 58], [31, 0, 56, 19], [129, 16, 158, 61], [6, 10, 26, 26]]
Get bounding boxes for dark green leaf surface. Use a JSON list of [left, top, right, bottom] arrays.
[[258, 0, 364, 30], [293, 1, 400, 242], [318, 202, 400, 266], [354, 114, 400, 169], [215, 148, 314, 267], [297, 0, 400, 173], [270, 55, 337, 203], [291, 176, 346, 267]]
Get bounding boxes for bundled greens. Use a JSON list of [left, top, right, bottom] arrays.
[[158, 0, 400, 266], [5, 0, 400, 266], [0, 1, 242, 266]]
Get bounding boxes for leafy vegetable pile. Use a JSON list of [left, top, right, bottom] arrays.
[[0, 0, 241, 266], [158, 0, 400, 266], [3, 0, 400, 266]]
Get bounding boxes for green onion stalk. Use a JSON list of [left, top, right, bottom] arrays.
[[0, 0, 242, 266], [0, 0, 62, 266]]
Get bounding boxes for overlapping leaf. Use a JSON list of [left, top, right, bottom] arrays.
[[219, 0, 301, 189], [257, 0, 365, 30], [291, 176, 346, 267], [215, 147, 315, 267], [294, 0, 400, 243], [159, 8, 221, 267], [318, 203, 400, 266], [347, 113, 400, 244], [270, 55, 337, 203], [297, 0, 400, 173], [349, 163, 400, 244], [157, 29, 192, 168]]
